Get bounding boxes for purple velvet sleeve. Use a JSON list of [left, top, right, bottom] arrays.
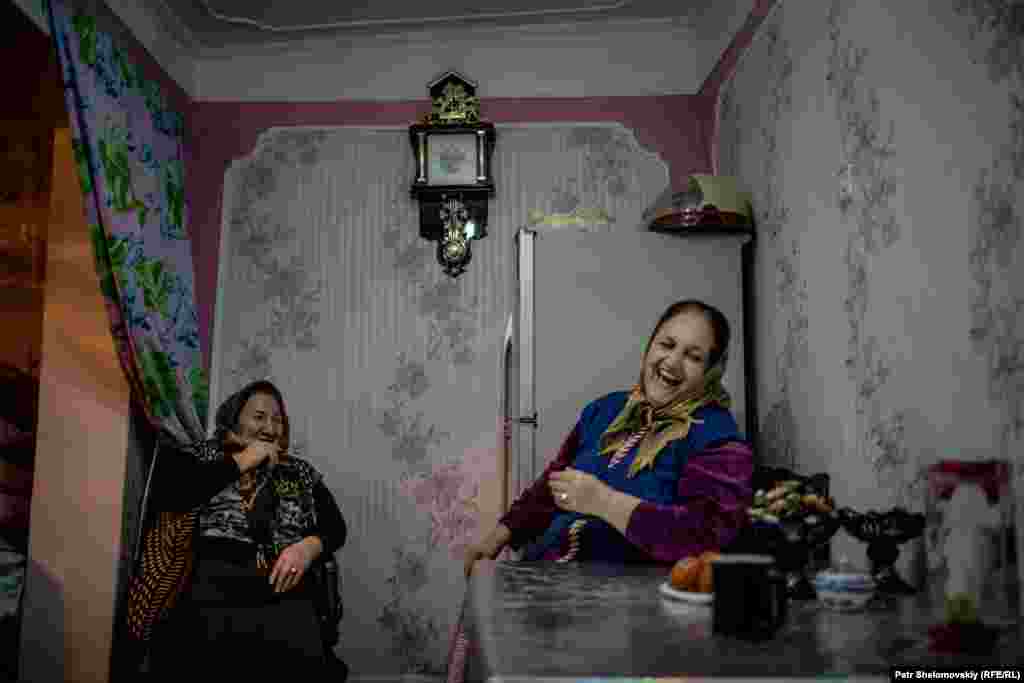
[[624, 440, 754, 564], [498, 425, 580, 550]]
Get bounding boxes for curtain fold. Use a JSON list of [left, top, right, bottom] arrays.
[[44, 0, 207, 445]]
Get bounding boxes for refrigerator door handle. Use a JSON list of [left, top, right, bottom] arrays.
[[517, 228, 537, 496], [500, 313, 513, 515]]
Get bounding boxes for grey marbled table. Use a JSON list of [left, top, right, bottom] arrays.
[[462, 560, 1023, 681]]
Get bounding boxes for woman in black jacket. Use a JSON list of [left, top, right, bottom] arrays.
[[149, 380, 346, 679]]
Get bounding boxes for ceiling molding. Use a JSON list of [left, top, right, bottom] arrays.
[[196, 0, 632, 33], [161, 0, 711, 49], [143, 0, 201, 49], [189, 14, 698, 61], [14, 0, 756, 102], [190, 21, 717, 101], [186, 3, 756, 101]]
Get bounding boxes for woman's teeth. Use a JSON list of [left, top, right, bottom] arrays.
[[656, 369, 681, 387]]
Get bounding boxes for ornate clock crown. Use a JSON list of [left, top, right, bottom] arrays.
[[424, 71, 481, 125]]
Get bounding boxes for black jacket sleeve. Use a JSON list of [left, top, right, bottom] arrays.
[[311, 480, 346, 557], [151, 441, 242, 512]]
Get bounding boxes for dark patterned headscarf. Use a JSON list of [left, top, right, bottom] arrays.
[[213, 379, 290, 452]]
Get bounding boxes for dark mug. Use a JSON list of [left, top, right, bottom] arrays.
[[712, 554, 788, 640]]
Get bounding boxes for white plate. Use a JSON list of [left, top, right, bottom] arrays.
[[658, 581, 713, 605]]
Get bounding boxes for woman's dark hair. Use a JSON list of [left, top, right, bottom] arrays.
[[644, 299, 731, 369], [213, 379, 290, 450]]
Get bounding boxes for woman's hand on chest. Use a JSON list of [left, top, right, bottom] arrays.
[[550, 467, 644, 535], [548, 468, 612, 518], [269, 536, 322, 593]]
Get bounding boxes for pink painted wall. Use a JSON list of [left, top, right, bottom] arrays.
[[697, 0, 781, 172], [187, 94, 715, 372]]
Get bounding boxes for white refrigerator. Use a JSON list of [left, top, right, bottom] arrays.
[[500, 226, 754, 515]]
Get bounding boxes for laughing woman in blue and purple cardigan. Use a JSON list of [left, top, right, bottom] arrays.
[[465, 299, 754, 575]]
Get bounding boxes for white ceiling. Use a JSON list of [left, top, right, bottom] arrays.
[[14, 0, 757, 100], [157, 0, 724, 47]]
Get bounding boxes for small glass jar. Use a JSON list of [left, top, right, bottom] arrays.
[[924, 460, 1017, 624]]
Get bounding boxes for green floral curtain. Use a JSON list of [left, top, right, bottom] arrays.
[[45, 0, 208, 444]]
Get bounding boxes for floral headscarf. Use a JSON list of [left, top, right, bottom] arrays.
[[599, 348, 731, 478]]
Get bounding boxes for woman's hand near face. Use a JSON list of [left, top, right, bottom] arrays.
[[224, 430, 248, 452], [229, 433, 280, 473], [270, 537, 322, 593]]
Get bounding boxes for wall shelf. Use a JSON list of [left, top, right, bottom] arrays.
[[646, 220, 759, 449], [648, 222, 755, 240]]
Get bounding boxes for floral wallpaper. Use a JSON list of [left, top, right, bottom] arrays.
[[956, 0, 1024, 457], [376, 546, 443, 673], [211, 123, 667, 675], [717, 0, 1022, 589], [825, 0, 915, 499], [721, 17, 802, 469]]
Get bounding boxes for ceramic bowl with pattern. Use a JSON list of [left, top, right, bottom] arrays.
[[813, 570, 876, 611]]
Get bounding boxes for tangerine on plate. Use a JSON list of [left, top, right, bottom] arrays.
[[670, 556, 701, 591]]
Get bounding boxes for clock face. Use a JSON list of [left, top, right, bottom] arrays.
[[427, 133, 477, 186]]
